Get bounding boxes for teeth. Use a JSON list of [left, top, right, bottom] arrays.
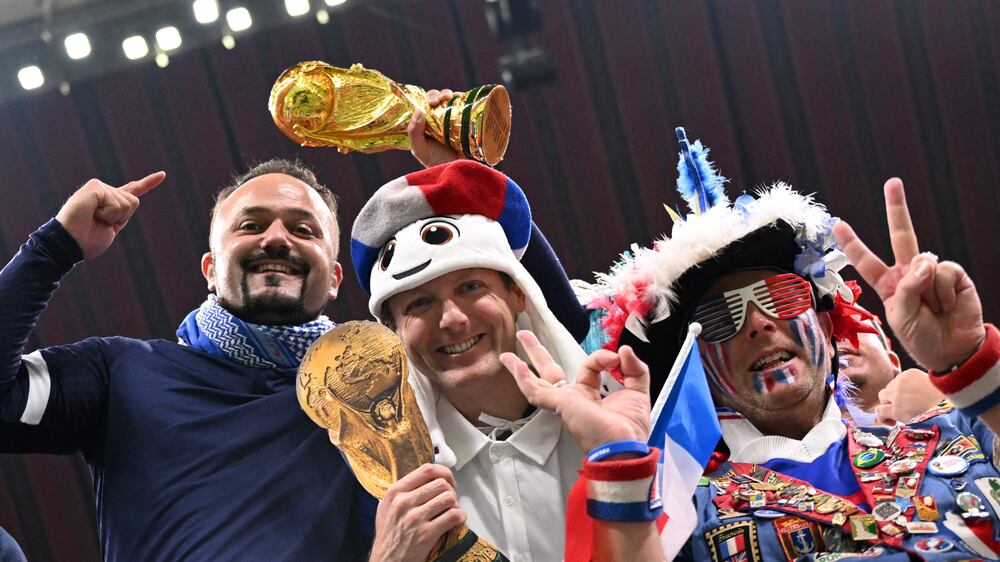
[[751, 351, 793, 371], [442, 336, 481, 355], [254, 263, 295, 274]]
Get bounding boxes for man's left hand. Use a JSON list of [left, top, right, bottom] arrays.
[[500, 331, 652, 452], [833, 178, 986, 372]]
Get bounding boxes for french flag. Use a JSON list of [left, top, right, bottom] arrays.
[[647, 322, 723, 559]]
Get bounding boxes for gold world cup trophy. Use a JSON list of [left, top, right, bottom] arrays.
[[297, 321, 507, 561], [270, 62, 512, 166]]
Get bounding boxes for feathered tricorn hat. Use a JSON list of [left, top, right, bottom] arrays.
[[578, 128, 854, 393]]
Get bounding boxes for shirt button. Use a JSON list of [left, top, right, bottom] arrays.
[[503, 496, 514, 506]]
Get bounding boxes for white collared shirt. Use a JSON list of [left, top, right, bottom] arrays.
[[720, 398, 846, 464], [435, 398, 583, 562]]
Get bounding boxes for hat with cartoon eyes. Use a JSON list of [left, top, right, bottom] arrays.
[[350, 160, 531, 318]]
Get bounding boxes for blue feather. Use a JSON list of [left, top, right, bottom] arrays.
[[675, 128, 729, 213]]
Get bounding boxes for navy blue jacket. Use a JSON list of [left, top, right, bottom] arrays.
[[0, 220, 377, 561]]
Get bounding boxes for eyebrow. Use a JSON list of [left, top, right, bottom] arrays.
[[236, 206, 320, 221]]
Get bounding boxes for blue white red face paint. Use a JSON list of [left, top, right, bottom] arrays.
[[698, 308, 829, 398]]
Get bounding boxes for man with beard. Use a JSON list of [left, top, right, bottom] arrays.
[[0, 163, 381, 560], [572, 130, 1000, 560]]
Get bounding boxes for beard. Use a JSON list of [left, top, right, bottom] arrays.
[[218, 249, 323, 326]]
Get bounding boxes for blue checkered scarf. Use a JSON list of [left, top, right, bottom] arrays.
[[177, 294, 334, 371]]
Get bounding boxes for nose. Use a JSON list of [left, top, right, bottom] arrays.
[[259, 219, 291, 250], [743, 303, 777, 339], [438, 298, 469, 332]]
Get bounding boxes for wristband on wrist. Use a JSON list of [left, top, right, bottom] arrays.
[[929, 324, 1000, 418], [587, 440, 649, 462], [583, 447, 662, 522]]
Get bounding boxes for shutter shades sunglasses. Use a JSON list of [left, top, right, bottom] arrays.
[[692, 273, 814, 343]]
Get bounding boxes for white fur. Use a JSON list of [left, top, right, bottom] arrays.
[[579, 183, 835, 326]]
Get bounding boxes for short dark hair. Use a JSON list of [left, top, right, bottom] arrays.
[[210, 158, 340, 245]]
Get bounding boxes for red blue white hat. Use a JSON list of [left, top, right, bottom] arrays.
[[351, 160, 530, 311]]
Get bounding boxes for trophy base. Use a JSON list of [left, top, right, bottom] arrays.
[[478, 86, 511, 166], [428, 524, 509, 562]]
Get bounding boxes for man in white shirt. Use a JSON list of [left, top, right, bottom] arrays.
[[349, 160, 599, 562]]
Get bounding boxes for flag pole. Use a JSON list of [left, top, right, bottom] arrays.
[[649, 322, 702, 433]]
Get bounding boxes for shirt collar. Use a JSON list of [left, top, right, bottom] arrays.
[[435, 398, 564, 470], [721, 397, 846, 464]]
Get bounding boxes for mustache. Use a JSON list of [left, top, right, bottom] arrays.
[[240, 248, 309, 274]]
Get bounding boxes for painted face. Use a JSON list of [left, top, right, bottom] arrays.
[[837, 330, 900, 411], [696, 269, 833, 412], [385, 268, 526, 394], [203, 173, 342, 325]]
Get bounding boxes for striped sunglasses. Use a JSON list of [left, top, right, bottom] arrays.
[[692, 273, 813, 343]]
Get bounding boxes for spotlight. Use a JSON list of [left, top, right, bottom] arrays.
[[226, 7, 252, 31], [155, 27, 182, 51], [325, 0, 346, 5], [64, 33, 92, 60], [192, 0, 220, 24], [221, 34, 236, 49], [156, 53, 170, 68], [122, 35, 149, 60], [315, 9, 330, 24], [59, 82, 72, 96], [285, 0, 309, 17], [18, 66, 44, 90]]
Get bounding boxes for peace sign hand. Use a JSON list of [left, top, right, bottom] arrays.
[[500, 331, 652, 453], [832, 178, 985, 372]]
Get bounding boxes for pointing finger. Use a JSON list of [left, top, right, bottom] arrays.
[[121, 171, 166, 198]]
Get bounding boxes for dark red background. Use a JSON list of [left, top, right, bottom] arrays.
[[2, 1, 998, 559]]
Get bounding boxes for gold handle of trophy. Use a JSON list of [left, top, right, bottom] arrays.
[[296, 321, 508, 562], [269, 61, 512, 166]]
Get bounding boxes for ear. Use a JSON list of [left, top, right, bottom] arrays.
[[327, 262, 344, 301], [887, 349, 902, 375], [511, 282, 527, 314], [817, 310, 836, 353], [201, 251, 216, 292]]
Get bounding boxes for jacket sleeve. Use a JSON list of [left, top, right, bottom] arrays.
[[0, 219, 110, 453]]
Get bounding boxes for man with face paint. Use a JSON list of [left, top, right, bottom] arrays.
[[350, 160, 628, 562], [574, 129, 1000, 560]]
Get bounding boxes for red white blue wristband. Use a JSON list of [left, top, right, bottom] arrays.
[[583, 447, 662, 522], [929, 324, 1000, 418]]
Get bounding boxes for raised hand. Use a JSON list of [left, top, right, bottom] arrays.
[[368, 463, 466, 562], [833, 178, 985, 372], [407, 89, 463, 168], [55, 171, 166, 260], [874, 368, 945, 424], [500, 330, 652, 453]]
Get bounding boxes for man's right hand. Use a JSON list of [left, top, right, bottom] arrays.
[[54, 171, 166, 260], [407, 89, 463, 168], [369, 463, 466, 562]]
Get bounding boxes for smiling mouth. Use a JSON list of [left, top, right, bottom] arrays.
[[393, 260, 432, 280], [750, 350, 795, 372], [249, 262, 303, 275], [439, 335, 483, 355]]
